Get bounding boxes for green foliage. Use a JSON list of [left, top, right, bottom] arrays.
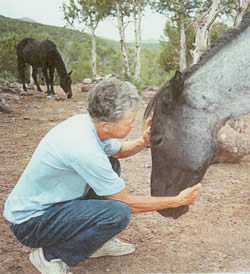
[[96, 45, 122, 75], [159, 18, 195, 73], [159, 22, 179, 73], [139, 48, 168, 89], [159, 18, 230, 74], [0, 34, 19, 82], [63, 0, 113, 29], [151, 0, 205, 18], [128, 48, 169, 94], [71, 44, 93, 81], [210, 23, 230, 44]]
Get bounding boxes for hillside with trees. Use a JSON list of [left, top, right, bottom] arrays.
[[0, 15, 165, 89], [0, 0, 249, 91]]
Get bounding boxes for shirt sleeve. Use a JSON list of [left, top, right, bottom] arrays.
[[71, 151, 125, 196], [102, 139, 121, 156]]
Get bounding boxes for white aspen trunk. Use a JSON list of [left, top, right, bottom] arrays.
[[179, 12, 187, 71], [234, 0, 250, 28], [191, 0, 222, 65], [133, 0, 142, 81], [116, 2, 130, 80], [90, 24, 97, 79]]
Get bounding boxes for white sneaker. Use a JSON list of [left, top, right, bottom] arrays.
[[89, 238, 135, 258], [29, 248, 72, 274]]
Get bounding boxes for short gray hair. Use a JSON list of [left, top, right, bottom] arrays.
[[87, 77, 140, 124]]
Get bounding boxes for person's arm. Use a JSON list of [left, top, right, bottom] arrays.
[[113, 114, 152, 159], [105, 184, 201, 214]]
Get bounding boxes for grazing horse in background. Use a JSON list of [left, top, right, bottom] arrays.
[[144, 12, 250, 219], [16, 38, 72, 99]]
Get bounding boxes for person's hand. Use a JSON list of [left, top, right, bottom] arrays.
[[177, 183, 201, 206], [142, 113, 153, 147]]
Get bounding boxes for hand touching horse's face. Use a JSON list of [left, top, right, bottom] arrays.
[[60, 71, 72, 99]]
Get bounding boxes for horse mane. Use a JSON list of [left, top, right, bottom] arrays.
[[144, 12, 250, 121], [184, 12, 250, 80]]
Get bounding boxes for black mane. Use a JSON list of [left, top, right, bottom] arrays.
[[184, 12, 250, 80]]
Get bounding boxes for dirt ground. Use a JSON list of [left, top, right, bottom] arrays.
[[0, 85, 250, 274]]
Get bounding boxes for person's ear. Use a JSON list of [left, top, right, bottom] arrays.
[[101, 121, 110, 133]]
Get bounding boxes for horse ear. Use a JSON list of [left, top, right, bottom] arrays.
[[68, 71, 72, 76], [171, 70, 184, 99], [163, 70, 184, 105]]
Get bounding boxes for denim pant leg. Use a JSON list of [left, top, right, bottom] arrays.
[[11, 199, 131, 266]]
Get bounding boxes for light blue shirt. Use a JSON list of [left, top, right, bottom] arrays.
[[4, 114, 125, 224]]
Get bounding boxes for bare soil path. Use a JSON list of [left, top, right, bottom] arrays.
[[0, 86, 249, 273]]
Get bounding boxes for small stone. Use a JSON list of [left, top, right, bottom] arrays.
[[24, 116, 31, 120]]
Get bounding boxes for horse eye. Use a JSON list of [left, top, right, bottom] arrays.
[[150, 137, 162, 146]]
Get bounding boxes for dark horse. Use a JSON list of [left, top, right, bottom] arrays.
[[17, 38, 72, 99], [144, 13, 250, 219]]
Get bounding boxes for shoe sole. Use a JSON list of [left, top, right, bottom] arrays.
[[89, 246, 136, 258], [29, 250, 44, 273], [29, 249, 73, 274]]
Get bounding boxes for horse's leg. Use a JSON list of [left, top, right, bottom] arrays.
[[32, 67, 43, 92], [42, 68, 50, 95], [17, 57, 27, 91], [49, 67, 55, 95]]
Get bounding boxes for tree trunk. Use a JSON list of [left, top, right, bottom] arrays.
[[179, 12, 187, 71], [90, 25, 97, 79], [133, 0, 142, 81], [116, 2, 130, 80], [191, 0, 221, 65], [234, 0, 250, 28]]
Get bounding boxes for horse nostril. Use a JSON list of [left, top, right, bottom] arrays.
[[67, 93, 72, 99]]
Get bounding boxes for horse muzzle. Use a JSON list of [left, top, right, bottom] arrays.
[[67, 92, 72, 99]]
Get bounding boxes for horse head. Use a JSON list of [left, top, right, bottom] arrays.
[[145, 13, 250, 219], [60, 71, 72, 99], [147, 71, 215, 219]]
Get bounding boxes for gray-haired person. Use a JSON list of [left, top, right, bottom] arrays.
[[4, 77, 201, 274]]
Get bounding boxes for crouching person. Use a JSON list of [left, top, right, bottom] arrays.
[[4, 77, 201, 274]]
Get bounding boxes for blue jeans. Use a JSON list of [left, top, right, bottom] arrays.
[[10, 158, 131, 267]]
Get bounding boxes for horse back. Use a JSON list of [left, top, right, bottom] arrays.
[[16, 38, 59, 67], [38, 40, 59, 60]]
